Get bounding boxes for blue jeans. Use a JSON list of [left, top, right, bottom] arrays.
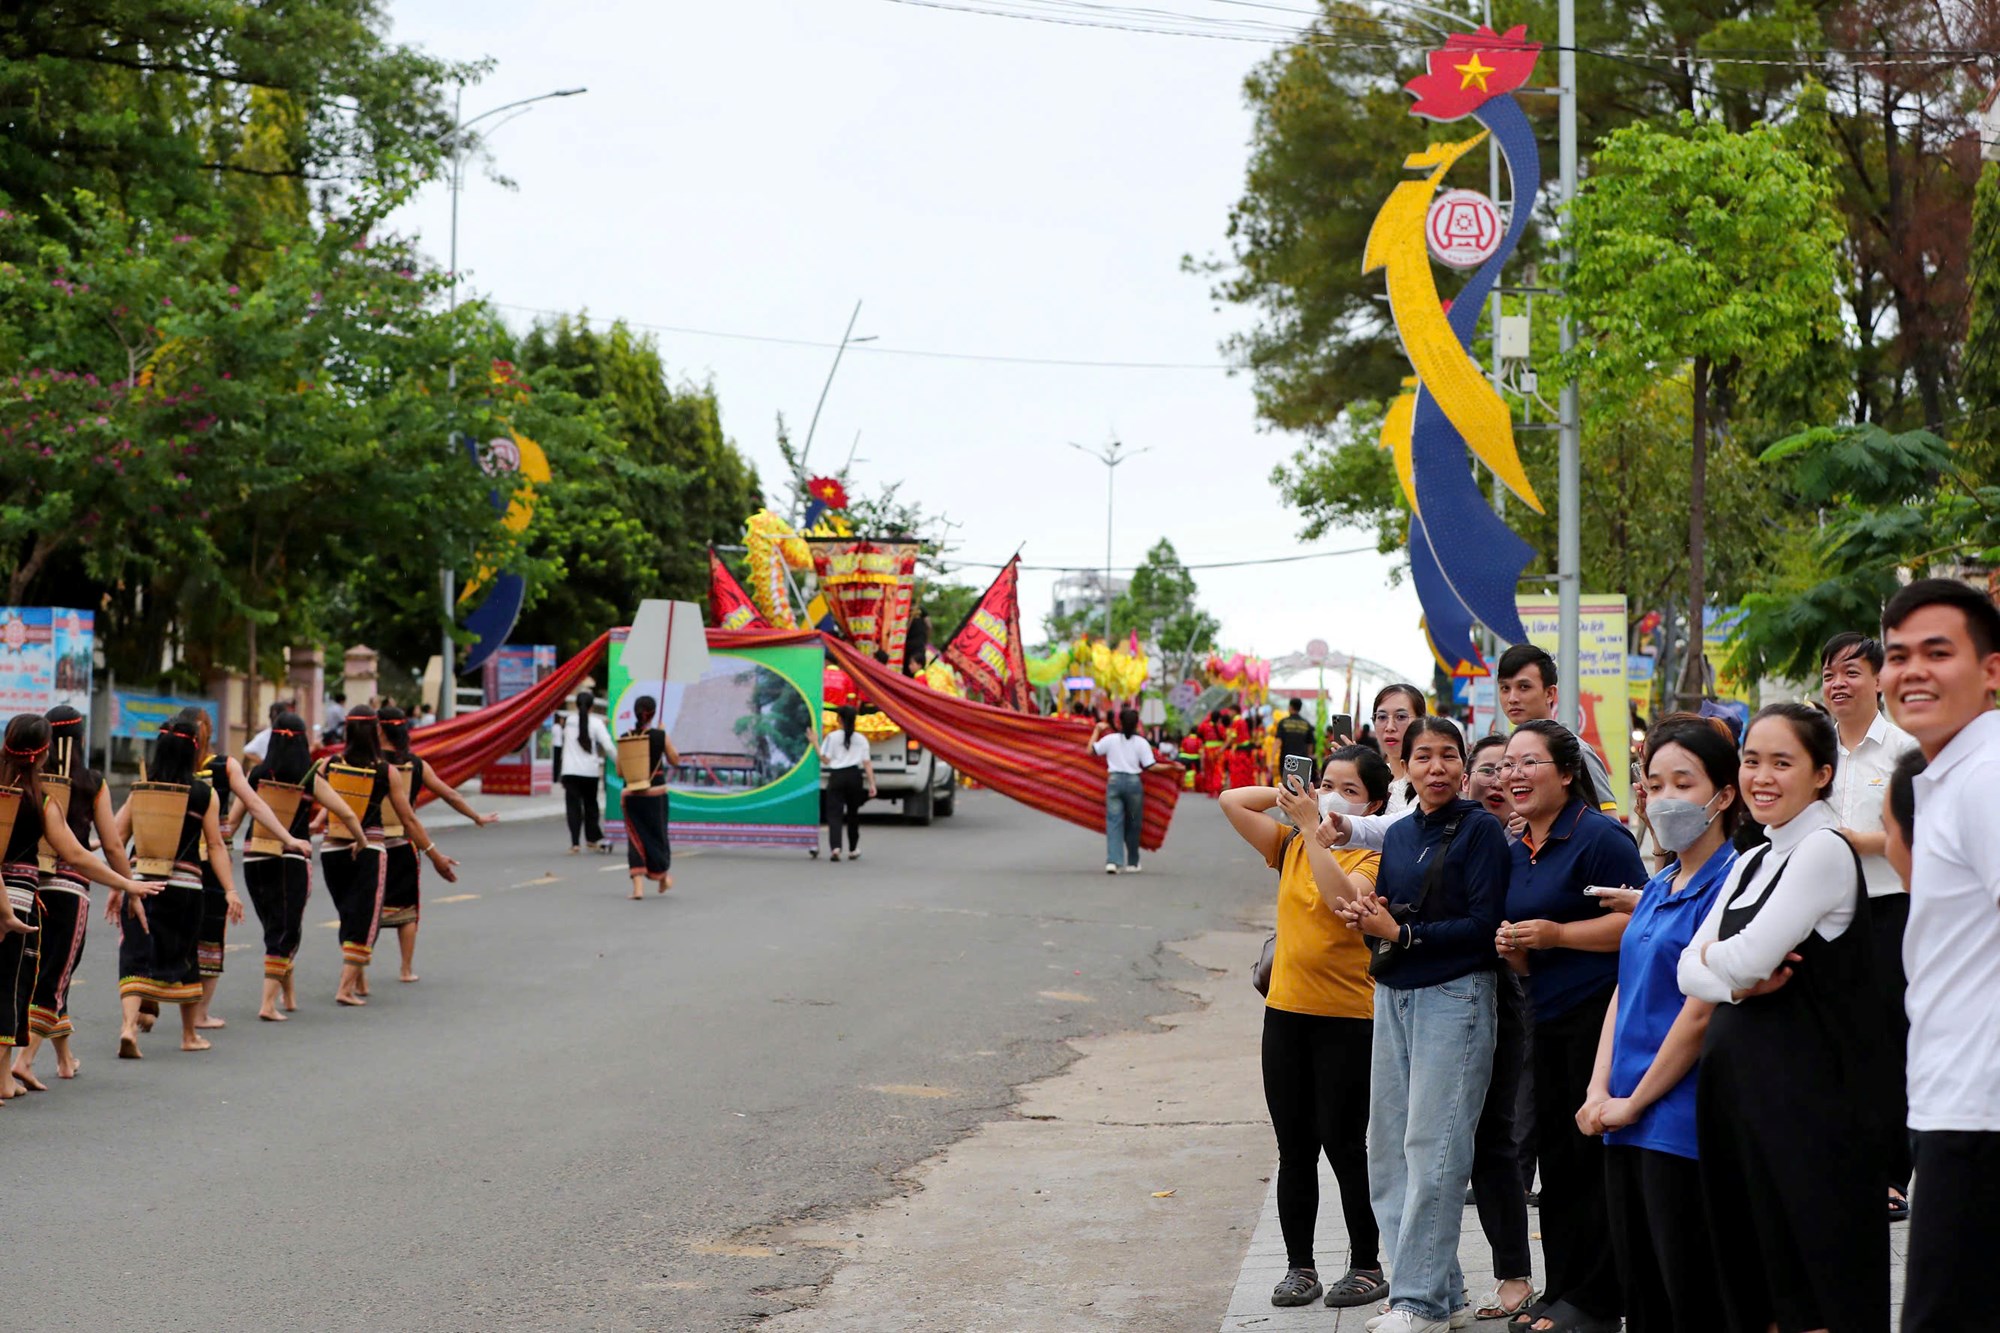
[[1369, 969, 1499, 1321], [1105, 772, 1143, 867]]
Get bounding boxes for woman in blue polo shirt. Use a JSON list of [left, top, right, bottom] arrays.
[[1577, 716, 1738, 1333], [1494, 720, 1646, 1333], [1334, 716, 1510, 1332]]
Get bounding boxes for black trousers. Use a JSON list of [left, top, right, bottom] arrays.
[[0, 877, 39, 1047], [1605, 1144, 1720, 1333], [563, 774, 603, 847], [1260, 1006, 1379, 1273], [1533, 986, 1619, 1319], [244, 854, 310, 979], [1470, 968, 1534, 1279], [1870, 892, 1913, 1196], [825, 768, 866, 854], [1904, 1131, 2000, 1332]]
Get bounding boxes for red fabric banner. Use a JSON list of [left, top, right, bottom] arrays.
[[808, 539, 918, 668], [713, 627, 1183, 851], [941, 555, 1031, 711], [706, 548, 770, 631]]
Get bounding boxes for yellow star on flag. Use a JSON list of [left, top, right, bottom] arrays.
[[1454, 53, 1496, 91]]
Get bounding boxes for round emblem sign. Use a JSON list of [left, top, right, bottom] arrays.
[[1426, 190, 1503, 270]]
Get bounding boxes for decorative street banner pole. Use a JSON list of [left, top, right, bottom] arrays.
[[1364, 26, 1545, 677]]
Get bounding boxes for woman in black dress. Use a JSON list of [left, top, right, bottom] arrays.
[[229, 712, 365, 1020], [11, 705, 135, 1087], [621, 694, 680, 900], [112, 712, 228, 1058], [377, 705, 494, 981], [1675, 703, 1888, 1332]]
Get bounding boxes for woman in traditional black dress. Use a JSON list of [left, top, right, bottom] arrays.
[[318, 707, 456, 1007], [11, 706, 134, 1087], [190, 711, 310, 1030], [111, 713, 227, 1058], [228, 712, 365, 1021], [377, 705, 494, 982], [621, 694, 680, 900]]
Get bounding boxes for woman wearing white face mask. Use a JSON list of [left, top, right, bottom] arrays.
[[1221, 745, 1391, 1312], [1576, 715, 1739, 1333]]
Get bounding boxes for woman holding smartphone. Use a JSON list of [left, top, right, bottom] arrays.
[[1366, 684, 1427, 816]]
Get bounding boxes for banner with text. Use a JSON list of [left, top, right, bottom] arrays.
[[1517, 594, 1631, 814]]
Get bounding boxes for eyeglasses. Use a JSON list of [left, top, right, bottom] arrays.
[[1372, 710, 1415, 726], [1498, 758, 1558, 775], [1470, 764, 1503, 777]]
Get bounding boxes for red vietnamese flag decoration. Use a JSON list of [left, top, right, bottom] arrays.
[[706, 547, 770, 632], [1404, 25, 1541, 121], [942, 556, 1031, 711]]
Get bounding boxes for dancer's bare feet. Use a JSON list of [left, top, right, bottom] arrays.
[[195, 1015, 226, 1030], [334, 992, 367, 1007], [180, 1034, 212, 1051], [117, 1034, 142, 1060], [136, 1012, 156, 1033], [13, 1067, 47, 1092], [659, 873, 673, 893], [56, 1052, 79, 1079], [356, 976, 369, 997], [257, 1008, 288, 1022], [282, 981, 298, 1012]]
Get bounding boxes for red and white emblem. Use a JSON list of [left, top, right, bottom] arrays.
[[1426, 190, 1503, 269]]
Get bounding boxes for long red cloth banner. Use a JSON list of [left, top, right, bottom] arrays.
[[380, 626, 1181, 850], [713, 627, 1184, 852]]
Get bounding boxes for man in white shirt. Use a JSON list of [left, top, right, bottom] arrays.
[[1880, 578, 2000, 1331], [1820, 631, 1921, 1216], [241, 698, 295, 763]]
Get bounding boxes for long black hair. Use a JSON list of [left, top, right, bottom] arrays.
[[1512, 718, 1602, 808], [573, 691, 597, 754], [630, 695, 658, 734], [265, 711, 315, 785], [45, 704, 86, 783], [837, 704, 857, 741], [151, 708, 204, 786], [341, 705, 383, 768], [0, 713, 49, 808], [1325, 742, 1392, 806], [379, 705, 414, 763], [1118, 706, 1140, 738]]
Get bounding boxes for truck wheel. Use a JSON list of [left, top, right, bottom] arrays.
[[937, 782, 956, 817], [905, 767, 935, 825]]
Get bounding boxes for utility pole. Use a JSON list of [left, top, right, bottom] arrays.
[[1555, 0, 1581, 731], [1068, 437, 1150, 643], [795, 301, 876, 508]]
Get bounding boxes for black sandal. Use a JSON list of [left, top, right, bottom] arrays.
[[1270, 1268, 1323, 1307], [1524, 1299, 1621, 1333], [1324, 1267, 1388, 1308], [1889, 1190, 1911, 1223], [1508, 1297, 1553, 1328]]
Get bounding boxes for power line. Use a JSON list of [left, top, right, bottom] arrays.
[[494, 302, 1238, 371], [943, 543, 1381, 571]]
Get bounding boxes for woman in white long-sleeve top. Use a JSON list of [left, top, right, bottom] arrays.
[[1675, 703, 1888, 1333]]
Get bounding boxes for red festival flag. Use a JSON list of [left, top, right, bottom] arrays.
[[942, 556, 1031, 711], [706, 548, 770, 632]]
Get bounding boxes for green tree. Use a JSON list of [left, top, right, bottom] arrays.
[[511, 317, 761, 653], [1043, 539, 1220, 681], [1559, 112, 1846, 700]]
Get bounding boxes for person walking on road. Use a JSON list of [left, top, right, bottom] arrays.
[[1089, 706, 1155, 873], [620, 695, 680, 898], [377, 705, 495, 982], [1221, 745, 1391, 1313], [819, 706, 875, 863], [557, 691, 615, 853]]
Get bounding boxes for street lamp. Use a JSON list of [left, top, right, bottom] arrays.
[[794, 299, 876, 507], [431, 84, 586, 719], [1068, 437, 1150, 643]]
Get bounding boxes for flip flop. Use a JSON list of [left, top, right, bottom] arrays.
[[1508, 1298, 1552, 1328], [1524, 1299, 1621, 1333], [1889, 1191, 1911, 1223]]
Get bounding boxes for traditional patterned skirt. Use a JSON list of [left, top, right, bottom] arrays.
[[118, 861, 204, 1004], [197, 852, 230, 978], [243, 852, 311, 981], [379, 839, 421, 929], [321, 836, 385, 968], [29, 869, 87, 1040], [624, 788, 671, 878], [0, 866, 41, 1046]]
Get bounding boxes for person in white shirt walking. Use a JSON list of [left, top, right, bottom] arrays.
[[1089, 707, 1156, 873], [1819, 630, 1921, 1220], [818, 706, 876, 863], [556, 691, 616, 852], [1879, 578, 2000, 1332]]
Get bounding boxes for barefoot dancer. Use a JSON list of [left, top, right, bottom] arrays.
[[319, 707, 457, 1006], [111, 714, 226, 1057], [190, 712, 309, 1031], [229, 712, 364, 1021], [13, 706, 133, 1086], [621, 695, 679, 899], [378, 705, 494, 981]]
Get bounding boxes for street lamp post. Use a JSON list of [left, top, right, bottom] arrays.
[[1068, 438, 1150, 643], [431, 84, 586, 718], [794, 300, 877, 512]]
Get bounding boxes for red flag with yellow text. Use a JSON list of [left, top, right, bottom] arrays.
[[942, 556, 1031, 711], [706, 548, 770, 631]]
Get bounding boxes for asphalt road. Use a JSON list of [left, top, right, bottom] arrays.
[[28, 789, 1267, 1331]]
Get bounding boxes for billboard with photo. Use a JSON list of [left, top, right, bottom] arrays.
[[0, 607, 95, 737], [603, 631, 822, 850]]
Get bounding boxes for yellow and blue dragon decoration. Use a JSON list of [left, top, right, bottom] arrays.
[[1365, 26, 1544, 675]]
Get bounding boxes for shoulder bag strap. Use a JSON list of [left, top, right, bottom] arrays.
[[1407, 813, 1465, 916]]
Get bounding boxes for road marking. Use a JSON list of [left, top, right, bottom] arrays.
[[225, 942, 252, 952], [868, 1084, 955, 1099], [512, 874, 563, 887], [1038, 990, 1095, 1003], [317, 920, 339, 929], [434, 893, 479, 904]]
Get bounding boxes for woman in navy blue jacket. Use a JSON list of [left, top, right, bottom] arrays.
[[1335, 716, 1511, 1333], [1494, 720, 1647, 1333]]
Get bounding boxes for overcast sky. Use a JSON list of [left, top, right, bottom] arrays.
[[385, 0, 1435, 688]]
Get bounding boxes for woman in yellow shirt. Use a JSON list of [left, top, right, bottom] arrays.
[[1222, 744, 1390, 1312]]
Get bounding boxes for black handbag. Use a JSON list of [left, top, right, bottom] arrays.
[[1253, 826, 1302, 996], [1366, 812, 1463, 979]]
